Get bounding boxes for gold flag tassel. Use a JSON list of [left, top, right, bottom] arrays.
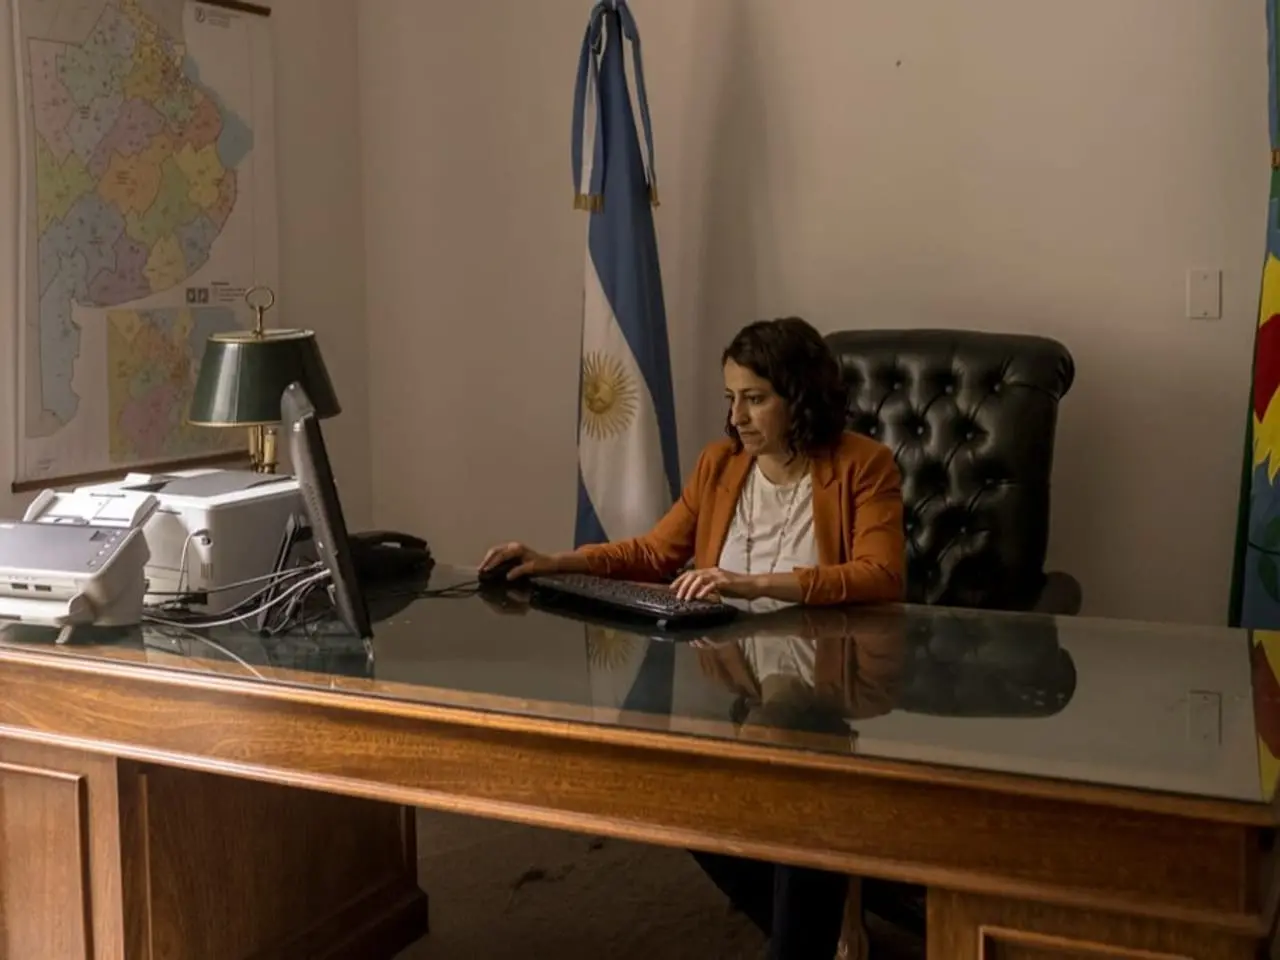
[[649, 184, 661, 208], [574, 193, 604, 212]]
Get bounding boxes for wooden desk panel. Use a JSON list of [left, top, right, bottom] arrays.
[[0, 742, 102, 959], [928, 890, 1258, 960], [0, 648, 1270, 960], [0, 736, 427, 960]]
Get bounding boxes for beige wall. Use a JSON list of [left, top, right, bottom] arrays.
[[0, 1, 1266, 626], [360, 0, 1269, 625], [0, 0, 373, 527]]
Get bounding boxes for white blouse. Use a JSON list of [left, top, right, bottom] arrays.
[[716, 464, 833, 703], [717, 462, 819, 618], [718, 462, 818, 576]]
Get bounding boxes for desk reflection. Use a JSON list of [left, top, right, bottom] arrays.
[[576, 601, 1078, 752], [0, 590, 1081, 757]]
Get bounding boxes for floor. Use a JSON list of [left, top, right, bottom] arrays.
[[395, 810, 923, 960], [394, 809, 767, 959]]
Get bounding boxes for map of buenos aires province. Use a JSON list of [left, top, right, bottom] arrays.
[[26, 0, 253, 439], [106, 306, 240, 462]]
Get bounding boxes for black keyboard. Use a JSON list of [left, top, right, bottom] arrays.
[[528, 574, 738, 630]]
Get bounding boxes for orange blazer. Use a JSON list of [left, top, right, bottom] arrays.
[[579, 432, 906, 605]]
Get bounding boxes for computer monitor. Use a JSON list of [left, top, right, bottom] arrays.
[[281, 382, 372, 640]]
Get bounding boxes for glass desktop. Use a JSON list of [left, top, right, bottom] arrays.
[[0, 564, 1267, 807]]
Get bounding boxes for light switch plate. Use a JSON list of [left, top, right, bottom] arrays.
[[1187, 268, 1222, 320]]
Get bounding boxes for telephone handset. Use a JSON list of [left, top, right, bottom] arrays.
[[350, 529, 432, 582], [356, 530, 428, 552]]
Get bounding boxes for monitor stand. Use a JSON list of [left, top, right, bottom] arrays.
[[256, 513, 320, 635]]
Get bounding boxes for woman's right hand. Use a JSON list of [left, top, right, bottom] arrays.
[[479, 541, 560, 580]]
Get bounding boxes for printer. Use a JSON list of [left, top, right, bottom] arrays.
[[75, 469, 304, 614], [0, 487, 157, 627]]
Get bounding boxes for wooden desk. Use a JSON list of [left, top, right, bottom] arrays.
[[0, 574, 1272, 959]]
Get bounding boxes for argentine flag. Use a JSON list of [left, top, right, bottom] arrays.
[[571, 0, 681, 548]]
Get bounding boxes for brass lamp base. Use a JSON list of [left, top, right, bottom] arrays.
[[248, 424, 280, 474]]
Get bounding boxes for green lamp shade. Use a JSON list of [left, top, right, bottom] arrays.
[[188, 328, 341, 426]]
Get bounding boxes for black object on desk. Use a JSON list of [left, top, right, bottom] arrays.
[[281, 382, 371, 640], [352, 530, 433, 583], [477, 556, 524, 586], [528, 573, 737, 630]]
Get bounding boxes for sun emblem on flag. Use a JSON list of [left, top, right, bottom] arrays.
[[586, 626, 637, 669], [580, 351, 638, 440]]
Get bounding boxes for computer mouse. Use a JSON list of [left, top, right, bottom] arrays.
[[478, 556, 526, 586]]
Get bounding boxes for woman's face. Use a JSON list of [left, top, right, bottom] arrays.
[[724, 359, 790, 456]]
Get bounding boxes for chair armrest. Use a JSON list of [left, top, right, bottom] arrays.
[[1031, 571, 1082, 616]]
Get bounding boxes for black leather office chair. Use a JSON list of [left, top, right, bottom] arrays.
[[825, 328, 1080, 615], [823, 327, 1079, 945]]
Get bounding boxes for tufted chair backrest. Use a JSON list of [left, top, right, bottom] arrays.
[[824, 329, 1075, 609]]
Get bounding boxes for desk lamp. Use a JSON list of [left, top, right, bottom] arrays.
[[187, 287, 341, 473]]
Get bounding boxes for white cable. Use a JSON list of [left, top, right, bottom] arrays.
[[272, 577, 321, 632], [143, 570, 326, 630], [215, 563, 328, 621], [176, 529, 202, 593], [143, 570, 330, 630], [144, 564, 322, 624], [201, 561, 322, 594], [148, 560, 323, 599], [181, 632, 266, 679]]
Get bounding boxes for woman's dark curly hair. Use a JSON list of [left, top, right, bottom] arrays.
[[722, 317, 849, 456]]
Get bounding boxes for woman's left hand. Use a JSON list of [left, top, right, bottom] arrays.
[[671, 567, 755, 601]]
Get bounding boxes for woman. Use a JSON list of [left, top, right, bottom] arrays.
[[481, 317, 906, 960], [481, 316, 905, 607]]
